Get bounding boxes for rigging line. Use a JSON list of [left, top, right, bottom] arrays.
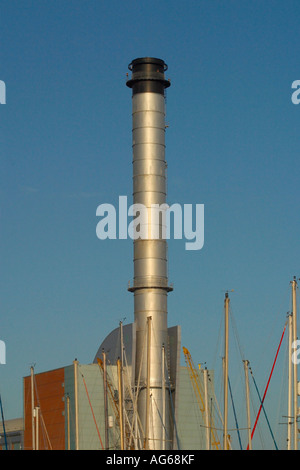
[[146, 392, 155, 450], [256, 287, 291, 376], [39, 412, 53, 450], [164, 352, 180, 450], [199, 424, 250, 432], [229, 307, 245, 362], [248, 365, 278, 450], [120, 352, 140, 451], [123, 349, 142, 450], [229, 308, 249, 409], [80, 372, 104, 450], [33, 375, 52, 450], [209, 384, 224, 434], [247, 320, 287, 450], [206, 369, 224, 435], [151, 396, 170, 444], [228, 377, 243, 450], [248, 372, 264, 448], [275, 328, 289, 448], [212, 310, 224, 371], [134, 328, 147, 440]]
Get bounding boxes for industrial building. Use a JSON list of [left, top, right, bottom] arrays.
[[1, 57, 223, 450], [0, 418, 23, 450], [21, 323, 219, 450]]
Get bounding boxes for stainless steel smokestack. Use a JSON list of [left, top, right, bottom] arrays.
[[127, 57, 172, 450]]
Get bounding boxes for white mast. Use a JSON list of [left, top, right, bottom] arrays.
[[223, 292, 229, 450], [73, 359, 79, 450], [30, 365, 35, 450], [67, 394, 71, 450], [243, 359, 252, 450], [117, 357, 125, 450], [102, 350, 109, 450], [35, 406, 40, 450], [288, 312, 293, 450], [162, 345, 166, 450], [292, 277, 298, 450], [203, 368, 210, 450], [119, 321, 126, 449]]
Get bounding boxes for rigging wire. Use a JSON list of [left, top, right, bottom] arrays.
[[33, 374, 52, 450], [276, 325, 289, 449], [254, 285, 291, 378], [248, 365, 278, 450], [228, 377, 242, 450], [227, 304, 252, 449], [228, 302, 279, 450], [247, 320, 288, 450], [164, 351, 180, 450]]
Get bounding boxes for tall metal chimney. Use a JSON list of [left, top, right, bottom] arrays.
[[126, 57, 172, 449]]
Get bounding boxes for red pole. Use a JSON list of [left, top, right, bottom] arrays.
[[247, 321, 287, 450]]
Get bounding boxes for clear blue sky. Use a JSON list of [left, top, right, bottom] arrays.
[[1, 0, 300, 449]]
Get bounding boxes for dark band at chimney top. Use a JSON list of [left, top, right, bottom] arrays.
[[126, 57, 171, 95]]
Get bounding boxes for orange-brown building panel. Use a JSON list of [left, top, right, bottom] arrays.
[[23, 367, 65, 450]]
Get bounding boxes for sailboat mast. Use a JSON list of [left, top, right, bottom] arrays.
[[35, 406, 40, 450], [30, 365, 35, 450], [117, 357, 125, 450], [223, 292, 229, 450], [73, 359, 79, 450], [203, 368, 210, 450], [292, 277, 298, 450], [119, 321, 125, 449], [243, 360, 252, 450], [288, 312, 293, 450], [102, 350, 109, 450], [162, 345, 166, 450], [67, 394, 71, 450]]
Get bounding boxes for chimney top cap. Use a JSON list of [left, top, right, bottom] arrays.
[[128, 57, 168, 72]]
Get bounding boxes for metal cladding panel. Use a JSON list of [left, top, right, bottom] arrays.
[[133, 174, 166, 194], [76, 364, 105, 450], [132, 92, 166, 112], [64, 363, 122, 450], [134, 257, 167, 277], [133, 127, 165, 146], [175, 367, 217, 450], [134, 289, 168, 311], [133, 159, 166, 176], [133, 109, 165, 129], [132, 192, 166, 208], [63, 365, 76, 450], [134, 293, 168, 360], [134, 239, 167, 260], [133, 143, 165, 161]]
